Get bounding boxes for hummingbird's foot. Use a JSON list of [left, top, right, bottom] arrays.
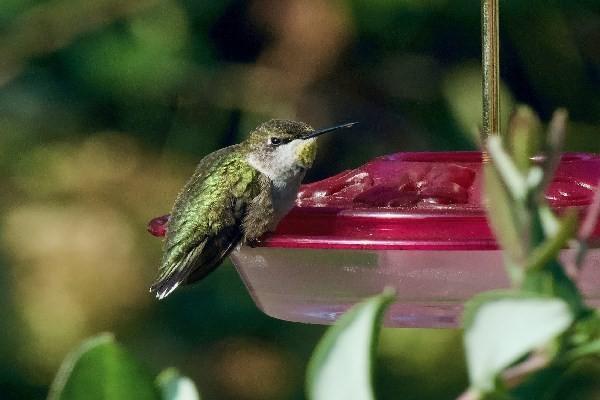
[[247, 238, 262, 248]]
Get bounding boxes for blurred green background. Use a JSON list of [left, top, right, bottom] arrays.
[[1, 0, 599, 399]]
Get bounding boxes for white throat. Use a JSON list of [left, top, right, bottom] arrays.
[[246, 139, 307, 187], [247, 139, 308, 219]]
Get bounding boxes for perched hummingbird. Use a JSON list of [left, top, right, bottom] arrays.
[[150, 119, 357, 299]]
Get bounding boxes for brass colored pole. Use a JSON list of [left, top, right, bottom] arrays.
[[482, 0, 500, 138]]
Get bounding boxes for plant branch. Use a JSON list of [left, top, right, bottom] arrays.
[[457, 351, 550, 400], [501, 351, 550, 388]]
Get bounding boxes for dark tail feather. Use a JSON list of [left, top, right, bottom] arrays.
[[150, 243, 205, 299], [149, 228, 242, 299], [149, 273, 185, 300]]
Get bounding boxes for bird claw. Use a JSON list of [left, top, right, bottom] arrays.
[[247, 238, 262, 248]]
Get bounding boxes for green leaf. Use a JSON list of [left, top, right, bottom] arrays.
[[563, 339, 600, 362], [538, 109, 568, 192], [48, 333, 159, 400], [522, 259, 584, 313], [306, 289, 395, 400], [525, 209, 578, 271], [538, 205, 560, 237], [464, 293, 574, 392], [507, 105, 541, 172], [157, 368, 201, 400], [484, 162, 527, 267], [487, 136, 528, 201]]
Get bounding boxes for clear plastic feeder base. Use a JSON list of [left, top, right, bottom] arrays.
[[232, 247, 600, 328]]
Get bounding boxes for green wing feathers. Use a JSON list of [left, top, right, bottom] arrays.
[[150, 147, 259, 299]]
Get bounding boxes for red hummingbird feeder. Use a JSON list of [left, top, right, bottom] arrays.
[[149, 151, 600, 327]]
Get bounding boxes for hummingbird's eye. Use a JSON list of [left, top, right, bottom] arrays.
[[269, 137, 282, 146]]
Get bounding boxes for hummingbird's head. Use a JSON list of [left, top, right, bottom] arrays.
[[244, 119, 357, 183]]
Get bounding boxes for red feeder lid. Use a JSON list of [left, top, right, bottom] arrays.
[[262, 152, 600, 250]]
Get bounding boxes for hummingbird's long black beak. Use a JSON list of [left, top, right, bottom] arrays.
[[302, 122, 359, 140]]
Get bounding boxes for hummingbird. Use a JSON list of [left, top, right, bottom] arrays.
[[150, 119, 358, 299]]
